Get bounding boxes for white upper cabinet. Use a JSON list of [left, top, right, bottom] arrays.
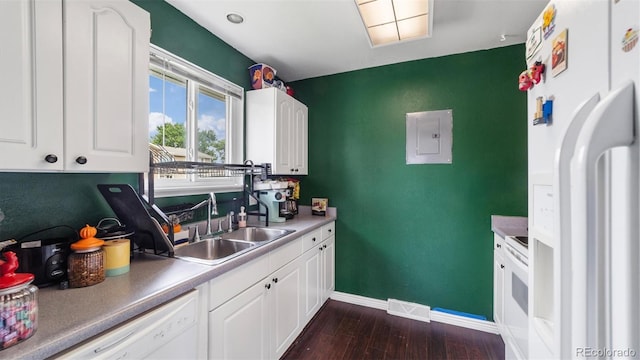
[[64, 0, 150, 172], [0, 0, 150, 172], [0, 1, 64, 170], [246, 88, 308, 175]]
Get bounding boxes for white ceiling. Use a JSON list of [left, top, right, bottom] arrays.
[[166, 0, 548, 82]]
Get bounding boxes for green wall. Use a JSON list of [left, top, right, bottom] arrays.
[[0, 1, 253, 241], [0, 0, 527, 321], [291, 45, 527, 320]]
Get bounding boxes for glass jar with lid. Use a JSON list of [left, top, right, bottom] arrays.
[[68, 225, 105, 288], [0, 251, 38, 350]]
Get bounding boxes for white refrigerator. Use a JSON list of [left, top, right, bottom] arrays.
[[525, 0, 639, 359]]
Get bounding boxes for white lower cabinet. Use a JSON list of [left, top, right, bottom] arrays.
[[302, 244, 322, 320], [321, 235, 336, 302], [271, 259, 303, 357], [209, 278, 270, 359], [302, 233, 335, 322], [208, 221, 335, 360]]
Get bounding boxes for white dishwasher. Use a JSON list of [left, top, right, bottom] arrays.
[[55, 290, 199, 359]]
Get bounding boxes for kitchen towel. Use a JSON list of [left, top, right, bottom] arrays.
[[103, 239, 130, 276]]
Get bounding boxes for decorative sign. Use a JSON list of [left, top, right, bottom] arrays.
[[526, 26, 542, 64], [312, 198, 328, 216], [551, 29, 568, 77]]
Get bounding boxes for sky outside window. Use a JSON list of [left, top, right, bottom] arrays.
[[149, 73, 227, 163]]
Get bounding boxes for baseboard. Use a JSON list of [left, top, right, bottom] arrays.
[[330, 291, 387, 310], [330, 291, 499, 334], [430, 309, 499, 334]]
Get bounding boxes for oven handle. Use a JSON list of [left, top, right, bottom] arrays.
[[505, 244, 528, 272]]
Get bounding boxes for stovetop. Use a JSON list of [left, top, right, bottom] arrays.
[[512, 235, 528, 248]]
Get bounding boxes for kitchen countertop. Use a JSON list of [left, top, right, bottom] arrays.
[[491, 215, 528, 238], [3, 208, 336, 359]]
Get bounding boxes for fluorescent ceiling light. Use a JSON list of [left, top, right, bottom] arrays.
[[355, 0, 433, 47]]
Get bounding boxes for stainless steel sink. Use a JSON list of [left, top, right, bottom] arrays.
[[220, 227, 294, 243], [174, 227, 294, 266], [174, 237, 255, 266]]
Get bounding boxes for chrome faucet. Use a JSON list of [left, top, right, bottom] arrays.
[[188, 192, 218, 236]]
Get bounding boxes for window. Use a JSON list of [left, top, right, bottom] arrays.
[[148, 45, 244, 197]]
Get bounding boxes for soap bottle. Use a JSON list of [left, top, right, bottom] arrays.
[[238, 206, 247, 228]]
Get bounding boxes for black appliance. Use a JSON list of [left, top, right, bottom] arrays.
[[8, 226, 76, 287]]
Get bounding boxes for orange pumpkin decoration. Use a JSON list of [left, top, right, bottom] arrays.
[[79, 224, 98, 239]]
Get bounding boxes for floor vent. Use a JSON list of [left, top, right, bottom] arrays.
[[387, 298, 431, 322]]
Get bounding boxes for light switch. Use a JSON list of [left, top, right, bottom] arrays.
[[406, 109, 452, 164]]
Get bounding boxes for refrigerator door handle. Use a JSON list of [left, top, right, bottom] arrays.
[[553, 92, 600, 358], [571, 80, 635, 353]]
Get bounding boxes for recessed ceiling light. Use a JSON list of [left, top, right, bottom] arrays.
[[226, 13, 244, 24], [355, 0, 433, 47]]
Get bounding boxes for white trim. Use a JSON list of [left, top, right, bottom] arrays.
[[430, 310, 500, 334], [330, 291, 499, 334], [330, 291, 387, 310]]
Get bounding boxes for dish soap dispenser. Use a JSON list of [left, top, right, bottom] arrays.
[[238, 206, 247, 228]]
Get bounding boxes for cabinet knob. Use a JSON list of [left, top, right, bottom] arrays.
[[272, 278, 278, 283], [294, 169, 299, 172], [323, 244, 327, 249], [328, 229, 332, 233], [44, 154, 58, 163], [290, 168, 295, 172], [75, 156, 88, 165], [265, 283, 271, 289], [497, 244, 502, 248], [319, 247, 323, 251], [500, 264, 505, 269], [312, 237, 316, 242]]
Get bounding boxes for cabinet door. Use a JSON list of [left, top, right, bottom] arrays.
[[494, 253, 505, 327], [302, 246, 322, 321], [292, 100, 308, 175], [274, 91, 293, 174], [64, 0, 150, 172], [321, 235, 335, 302], [271, 258, 303, 359], [0, 0, 63, 171], [209, 280, 270, 360]]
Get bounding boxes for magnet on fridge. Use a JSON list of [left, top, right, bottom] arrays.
[[551, 29, 568, 77], [622, 28, 639, 52], [530, 61, 545, 84], [533, 97, 544, 125], [519, 70, 534, 91], [542, 98, 553, 124], [533, 97, 553, 126], [526, 26, 542, 63], [542, 4, 556, 39]]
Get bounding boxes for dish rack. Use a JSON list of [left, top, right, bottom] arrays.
[[135, 145, 273, 246]]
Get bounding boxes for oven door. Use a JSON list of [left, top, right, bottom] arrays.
[[503, 243, 529, 359]]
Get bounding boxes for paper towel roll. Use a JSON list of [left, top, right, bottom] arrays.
[[103, 239, 130, 276]]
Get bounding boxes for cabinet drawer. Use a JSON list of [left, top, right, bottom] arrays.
[[321, 222, 335, 240], [209, 255, 270, 310], [270, 237, 303, 273], [302, 229, 322, 253]]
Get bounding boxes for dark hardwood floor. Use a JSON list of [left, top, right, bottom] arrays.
[[282, 300, 505, 360]]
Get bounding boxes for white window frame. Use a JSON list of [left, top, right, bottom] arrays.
[[148, 44, 245, 197]]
